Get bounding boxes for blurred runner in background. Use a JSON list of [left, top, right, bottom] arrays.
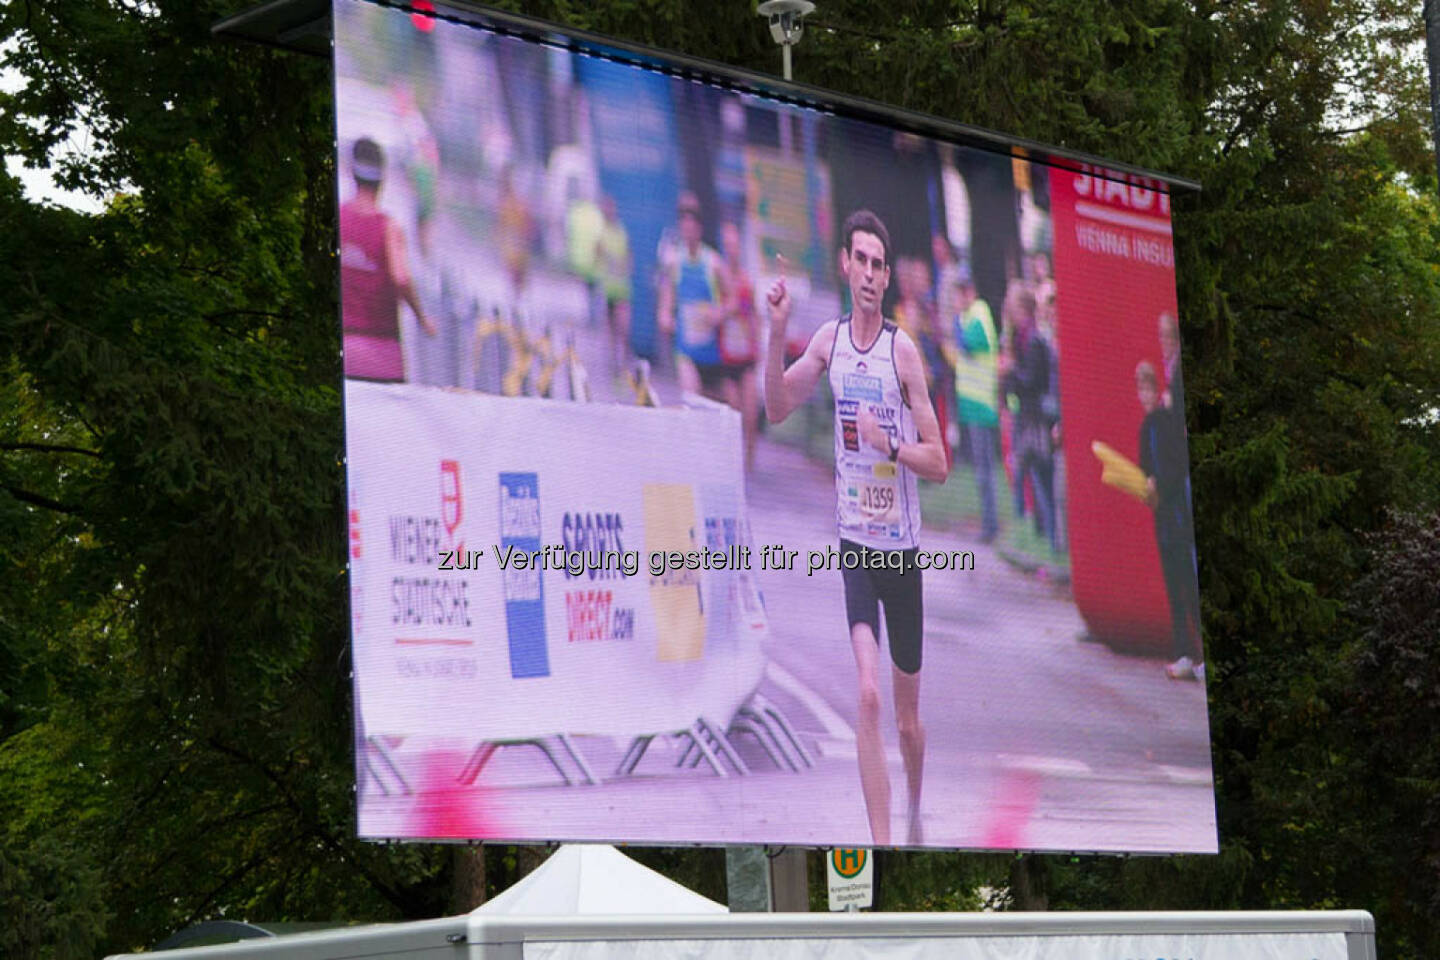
[[340, 137, 435, 382], [658, 191, 729, 402], [718, 221, 760, 471]]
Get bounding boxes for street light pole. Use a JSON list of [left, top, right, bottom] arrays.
[[733, 3, 819, 911]]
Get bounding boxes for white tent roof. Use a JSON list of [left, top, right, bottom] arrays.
[[474, 845, 726, 916]]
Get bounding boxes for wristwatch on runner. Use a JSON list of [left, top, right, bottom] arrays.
[[888, 433, 900, 462]]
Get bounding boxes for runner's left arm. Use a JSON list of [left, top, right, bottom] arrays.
[[893, 334, 949, 483]]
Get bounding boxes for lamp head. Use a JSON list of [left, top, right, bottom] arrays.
[[757, 0, 815, 46]]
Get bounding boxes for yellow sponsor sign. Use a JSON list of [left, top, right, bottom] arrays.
[[644, 484, 706, 662]]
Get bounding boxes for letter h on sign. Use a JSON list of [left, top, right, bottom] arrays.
[[833, 849, 865, 877]]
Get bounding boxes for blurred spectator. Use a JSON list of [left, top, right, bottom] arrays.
[[497, 167, 538, 325], [932, 233, 963, 330], [953, 262, 1000, 542], [894, 256, 953, 470], [1030, 251, 1056, 334], [1159, 310, 1184, 419], [564, 178, 604, 323], [1136, 360, 1203, 681], [1001, 287, 1057, 551], [596, 195, 633, 379], [399, 92, 473, 389]]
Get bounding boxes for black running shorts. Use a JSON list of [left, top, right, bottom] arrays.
[[839, 538, 924, 675]]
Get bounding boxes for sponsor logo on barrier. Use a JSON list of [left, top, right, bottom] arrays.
[[499, 472, 550, 678], [348, 485, 364, 635], [389, 515, 442, 565], [561, 511, 631, 580], [644, 484, 705, 662], [565, 589, 635, 643], [703, 515, 741, 550], [704, 512, 765, 629], [391, 577, 471, 627], [501, 481, 541, 539], [440, 459, 465, 559], [348, 489, 364, 560], [377, 464, 478, 639]]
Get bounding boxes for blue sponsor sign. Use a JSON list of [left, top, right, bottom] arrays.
[[499, 472, 549, 679], [576, 57, 680, 361]]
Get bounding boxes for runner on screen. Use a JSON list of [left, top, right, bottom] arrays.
[[763, 209, 949, 846]]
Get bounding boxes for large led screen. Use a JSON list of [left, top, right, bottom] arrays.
[[337, 0, 1216, 852]]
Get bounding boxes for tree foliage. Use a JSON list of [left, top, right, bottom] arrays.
[[2, 0, 1438, 957], [1340, 511, 1440, 955]]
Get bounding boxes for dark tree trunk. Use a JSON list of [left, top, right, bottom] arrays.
[[1008, 854, 1049, 911], [1425, 0, 1440, 188], [449, 847, 487, 913], [518, 845, 551, 878]]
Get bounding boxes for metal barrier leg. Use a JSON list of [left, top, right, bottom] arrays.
[[531, 739, 575, 786], [616, 735, 653, 777], [365, 737, 413, 795], [759, 698, 814, 768], [364, 756, 393, 796], [740, 707, 801, 771], [686, 722, 729, 777], [558, 734, 600, 785], [699, 717, 749, 775], [728, 715, 789, 771], [458, 742, 500, 786], [736, 707, 785, 769]]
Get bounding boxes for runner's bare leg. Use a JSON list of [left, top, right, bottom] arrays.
[[676, 354, 701, 395], [851, 622, 890, 845], [739, 368, 759, 472], [893, 661, 925, 845]]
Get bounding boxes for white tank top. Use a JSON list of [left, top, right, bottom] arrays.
[[827, 316, 922, 550]]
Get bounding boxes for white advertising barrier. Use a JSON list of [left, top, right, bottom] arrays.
[[526, 933, 1348, 960], [346, 381, 767, 740], [113, 908, 1376, 960]]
